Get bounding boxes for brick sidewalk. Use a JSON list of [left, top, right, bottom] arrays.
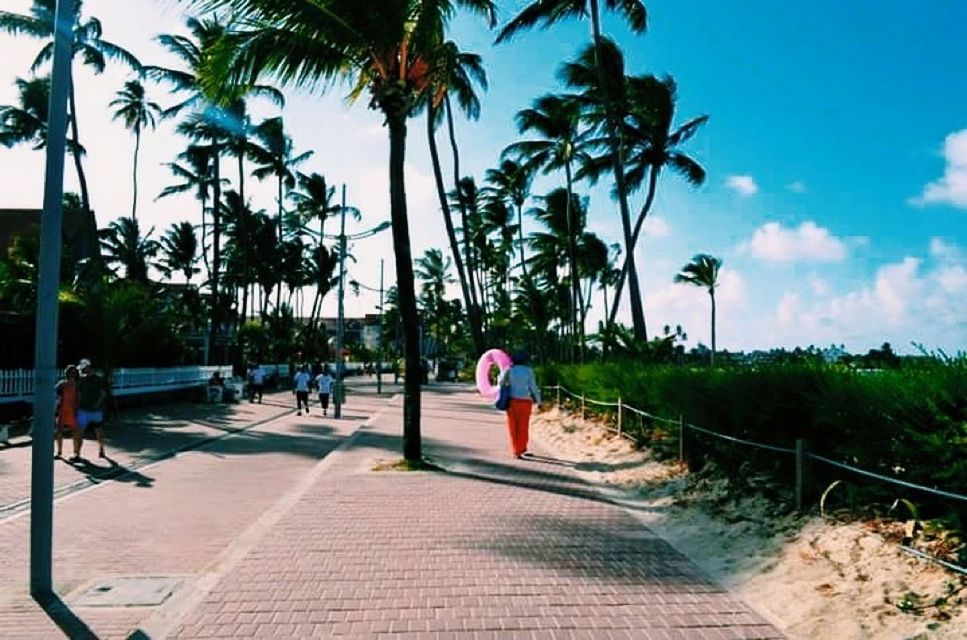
[[0, 386, 394, 639], [160, 386, 783, 639]]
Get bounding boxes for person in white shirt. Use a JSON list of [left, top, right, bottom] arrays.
[[293, 366, 312, 415], [248, 363, 266, 403], [315, 367, 335, 416], [497, 349, 542, 458]]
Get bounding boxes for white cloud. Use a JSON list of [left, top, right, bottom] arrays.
[[742, 221, 849, 262], [929, 237, 961, 261], [786, 181, 807, 193], [725, 175, 758, 196], [911, 128, 967, 208], [645, 268, 746, 348], [808, 275, 829, 296], [642, 216, 671, 238]]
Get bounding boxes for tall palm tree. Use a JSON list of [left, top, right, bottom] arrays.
[[177, 0, 497, 461], [0, 0, 142, 226], [484, 159, 533, 279], [425, 40, 488, 355], [99, 217, 160, 283], [158, 221, 199, 283], [415, 248, 456, 351], [498, 0, 647, 340], [250, 116, 313, 244], [605, 74, 708, 328], [504, 94, 589, 357], [110, 79, 162, 221], [561, 38, 647, 339], [674, 253, 721, 365]]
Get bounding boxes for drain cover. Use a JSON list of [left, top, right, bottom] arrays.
[[72, 576, 182, 607]]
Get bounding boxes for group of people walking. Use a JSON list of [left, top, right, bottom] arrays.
[[54, 358, 108, 461], [292, 366, 335, 416]]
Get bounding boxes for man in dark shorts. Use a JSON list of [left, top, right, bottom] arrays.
[[76, 358, 108, 459]]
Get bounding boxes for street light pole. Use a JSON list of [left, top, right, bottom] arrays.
[[31, 0, 75, 599], [334, 184, 346, 419], [377, 258, 384, 395]]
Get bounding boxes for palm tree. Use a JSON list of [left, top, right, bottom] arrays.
[[498, 0, 647, 340], [0, 0, 142, 225], [110, 79, 162, 221], [100, 217, 160, 283], [484, 159, 533, 279], [674, 253, 721, 365], [504, 94, 589, 357], [561, 38, 647, 339], [158, 221, 199, 283], [605, 75, 708, 329], [425, 40, 488, 355], [250, 116, 313, 244], [415, 248, 456, 351], [181, 0, 497, 461], [0, 76, 54, 149]]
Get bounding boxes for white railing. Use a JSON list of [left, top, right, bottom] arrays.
[[0, 365, 234, 404]]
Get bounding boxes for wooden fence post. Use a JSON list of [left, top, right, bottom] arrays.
[[556, 385, 561, 407], [581, 393, 586, 420], [796, 439, 810, 512], [617, 398, 623, 435], [678, 415, 685, 464]]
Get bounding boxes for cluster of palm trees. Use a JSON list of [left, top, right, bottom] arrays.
[[1, 0, 721, 461]]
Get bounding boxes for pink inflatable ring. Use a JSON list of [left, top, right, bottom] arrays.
[[476, 349, 512, 400]]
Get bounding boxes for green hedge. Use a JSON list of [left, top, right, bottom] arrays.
[[540, 362, 967, 516]]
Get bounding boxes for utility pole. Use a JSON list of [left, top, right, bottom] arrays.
[[377, 258, 384, 395], [334, 184, 346, 418], [31, 0, 75, 599]]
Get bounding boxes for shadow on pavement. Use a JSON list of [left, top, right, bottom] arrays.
[[68, 456, 155, 488], [36, 592, 97, 640]]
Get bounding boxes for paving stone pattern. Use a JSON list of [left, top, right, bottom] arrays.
[[170, 387, 783, 639]]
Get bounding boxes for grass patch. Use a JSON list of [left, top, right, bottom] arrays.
[[370, 457, 445, 472]]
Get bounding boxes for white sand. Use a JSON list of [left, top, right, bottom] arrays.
[[531, 407, 967, 639]]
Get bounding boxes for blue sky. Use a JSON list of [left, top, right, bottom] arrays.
[[1, 0, 964, 354]]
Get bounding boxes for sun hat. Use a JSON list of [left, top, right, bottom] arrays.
[[511, 349, 530, 365]]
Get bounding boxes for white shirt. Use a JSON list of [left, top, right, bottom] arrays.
[[498, 365, 541, 404], [293, 371, 311, 392], [315, 374, 334, 394]]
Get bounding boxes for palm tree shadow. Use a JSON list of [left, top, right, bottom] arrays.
[[35, 592, 98, 640]]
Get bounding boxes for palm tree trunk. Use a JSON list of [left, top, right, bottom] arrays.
[[387, 111, 422, 462], [237, 149, 246, 204], [710, 290, 716, 366], [209, 151, 222, 365], [427, 102, 484, 355], [516, 202, 529, 280], [563, 161, 582, 362], [608, 165, 660, 334], [68, 72, 97, 261], [131, 127, 141, 221], [276, 175, 284, 311], [445, 96, 481, 322]]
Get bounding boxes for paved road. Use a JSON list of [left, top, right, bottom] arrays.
[[0, 383, 782, 639]]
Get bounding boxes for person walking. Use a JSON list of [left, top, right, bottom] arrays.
[[497, 350, 541, 459], [54, 365, 80, 459], [248, 362, 265, 403], [76, 358, 108, 459], [293, 365, 312, 415], [315, 366, 335, 416]]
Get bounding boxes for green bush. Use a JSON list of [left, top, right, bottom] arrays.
[[540, 360, 967, 517]]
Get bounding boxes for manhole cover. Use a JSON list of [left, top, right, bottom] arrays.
[[72, 576, 182, 607]]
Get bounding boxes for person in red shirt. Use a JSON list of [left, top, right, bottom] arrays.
[[54, 365, 80, 459]]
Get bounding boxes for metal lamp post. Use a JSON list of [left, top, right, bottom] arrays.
[[331, 187, 390, 419]]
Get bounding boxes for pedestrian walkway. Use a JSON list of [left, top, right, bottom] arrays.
[[1, 384, 782, 639]]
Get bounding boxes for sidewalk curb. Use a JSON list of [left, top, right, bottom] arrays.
[[134, 401, 397, 640]]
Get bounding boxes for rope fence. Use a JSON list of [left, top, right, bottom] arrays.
[[541, 384, 967, 507], [541, 382, 967, 577]]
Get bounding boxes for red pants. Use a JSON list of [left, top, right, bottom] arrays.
[[506, 398, 533, 456]]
